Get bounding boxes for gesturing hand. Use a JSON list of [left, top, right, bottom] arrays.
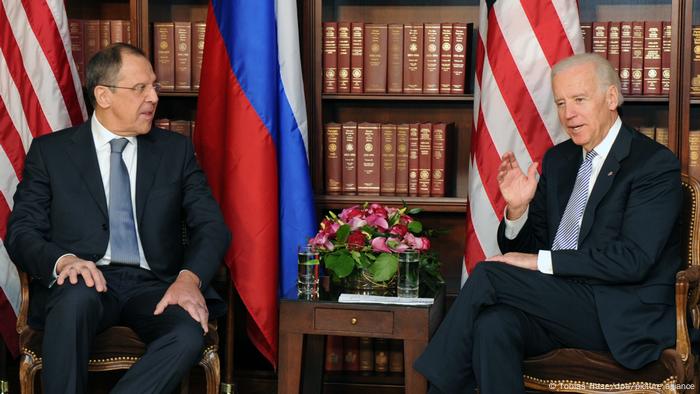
[[56, 255, 107, 292], [154, 270, 209, 334], [497, 152, 538, 220]]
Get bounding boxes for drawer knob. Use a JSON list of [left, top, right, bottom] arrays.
[[351, 317, 358, 325]]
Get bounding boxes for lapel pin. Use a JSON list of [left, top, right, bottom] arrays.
[[607, 171, 614, 176]]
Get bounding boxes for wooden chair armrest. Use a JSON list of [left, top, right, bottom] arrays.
[[675, 266, 700, 363], [16, 271, 30, 336]]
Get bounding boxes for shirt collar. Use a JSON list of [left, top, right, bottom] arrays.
[[91, 112, 138, 148], [583, 115, 621, 160]]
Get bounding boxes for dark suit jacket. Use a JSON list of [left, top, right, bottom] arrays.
[[497, 124, 682, 369], [6, 119, 231, 321]]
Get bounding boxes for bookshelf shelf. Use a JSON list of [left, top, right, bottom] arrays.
[[322, 94, 474, 101], [315, 194, 468, 213], [622, 95, 670, 103], [158, 90, 199, 97]]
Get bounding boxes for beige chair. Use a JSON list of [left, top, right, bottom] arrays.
[[16, 270, 221, 394], [522, 173, 700, 394]]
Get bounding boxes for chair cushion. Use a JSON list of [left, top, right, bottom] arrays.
[[21, 323, 219, 364], [523, 348, 692, 385]]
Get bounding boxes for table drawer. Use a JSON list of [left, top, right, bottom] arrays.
[[314, 308, 394, 334]]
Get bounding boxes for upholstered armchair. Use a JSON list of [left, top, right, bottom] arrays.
[[522, 174, 700, 394], [15, 272, 221, 394]]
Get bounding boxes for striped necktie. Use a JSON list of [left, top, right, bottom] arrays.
[[551, 150, 598, 250], [109, 138, 140, 266]]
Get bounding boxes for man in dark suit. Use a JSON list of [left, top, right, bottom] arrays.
[[6, 43, 230, 393], [414, 53, 681, 393]]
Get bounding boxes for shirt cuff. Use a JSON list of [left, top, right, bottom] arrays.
[[50, 253, 77, 287], [504, 206, 529, 240], [537, 250, 553, 275]]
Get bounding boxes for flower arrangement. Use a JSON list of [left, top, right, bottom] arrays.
[[308, 202, 444, 293]]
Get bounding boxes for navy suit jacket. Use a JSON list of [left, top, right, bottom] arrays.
[[498, 124, 682, 369], [7, 120, 231, 321]]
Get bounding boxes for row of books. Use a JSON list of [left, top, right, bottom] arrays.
[[68, 19, 132, 85], [325, 121, 453, 197], [325, 336, 404, 373], [687, 130, 700, 181], [153, 22, 206, 92], [154, 119, 195, 138], [580, 21, 671, 96], [636, 125, 669, 147], [322, 22, 472, 95]]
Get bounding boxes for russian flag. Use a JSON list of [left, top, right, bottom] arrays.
[[194, 0, 316, 367]]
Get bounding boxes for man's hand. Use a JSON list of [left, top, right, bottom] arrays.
[[488, 252, 538, 270], [56, 255, 107, 292], [497, 152, 538, 220], [154, 270, 208, 334]]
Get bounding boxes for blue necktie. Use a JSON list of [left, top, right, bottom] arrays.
[[109, 138, 140, 265], [551, 150, 598, 250]]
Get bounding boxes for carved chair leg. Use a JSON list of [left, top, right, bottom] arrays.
[[19, 355, 40, 394], [200, 350, 220, 394]]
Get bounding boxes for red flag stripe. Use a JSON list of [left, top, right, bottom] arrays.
[[520, 0, 575, 67], [473, 107, 506, 217], [0, 2, 51, 137], [485, 10, 553, 160], [465, 205, 486, 273], [21, 0, 84, 126], [0, 97, 28, 180]]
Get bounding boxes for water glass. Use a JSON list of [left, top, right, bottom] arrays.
[[397, 250, 420, 298], [297, 245, 320, 297]]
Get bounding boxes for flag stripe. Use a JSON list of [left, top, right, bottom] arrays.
[[0, 145, 20, 209], [520, 0, 575, 67], [552, 0, 586, 54], [20, 0, 85, 125], [0, 51, 34, 153], [0, 1, 51, 137]]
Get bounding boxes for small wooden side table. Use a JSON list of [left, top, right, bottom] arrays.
[[278, 287, 444, 394]]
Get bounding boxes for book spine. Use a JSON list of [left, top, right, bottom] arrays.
[[358, 337, 374, 372], [110, 20, 124, 44], [325, 123, 342, 195], [395, 123, 410, 196], [643, 21, 662, 95], [169, 120, 191, 137], [423, 23, 441, 94], [408, 123, 420, 196], [374, 338, 389, 373], [380, 124, 397, 195], [619, 22, 632, 95], [418, 122, 432, 197], [661, 21, 672, 95], [342, 122, 358, 195], [450, 23, 467, 94], [592, 21, 609, 59], [389, 339, 404, 373], [324, 335, 344, 372], [689, 131, 700, 182], [84, 20, 100, 65], [630, 21, 645, 95], [125, 20, 132, 44], [431, 122, 447, 197], [439, 23, 453, 94], [192, 22, 207, 90], [99, 20, 111, 49], [387, 24, 404, 94], [638, 126, 655, 140], [337, 22, 351, 94], [581, 23, 593, 53], [351, 22, 364, 93], [357, 122, 380, 195], [364, 24, 388, 93], [174, 22, 192, 91], [607, 22, 621, 73], [154, 118, 170, 130], [322, 22, 338, 94], [343, 336, 360, 371], [693, 26, 700, 96], [655, 127, 668, 147], [154, 22, 175, 90], [403, 24, 424, 94]]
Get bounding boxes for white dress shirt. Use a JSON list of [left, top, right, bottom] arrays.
[[504, 116, 622, 274]]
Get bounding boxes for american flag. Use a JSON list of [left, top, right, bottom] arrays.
[[464, 0, 584, 279], [0, 0, 87, 355]]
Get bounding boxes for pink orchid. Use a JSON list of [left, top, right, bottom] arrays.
[[366, 214, 389, 230], [320, 218, 340, 235], [368, 203, 388, 218], [390, 224, 408, 237], [371, 237, 392, 253], [348, 217, 367, 230], [339, 206, 362, 222]]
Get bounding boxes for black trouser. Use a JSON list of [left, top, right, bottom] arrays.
[[41, 265, 204, 394], [414, 261, 609, 394]]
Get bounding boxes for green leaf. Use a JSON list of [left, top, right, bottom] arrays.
[[408, 220, 423, 234], [368, 253, 398, 282], [335, 224, 350, 243], [324, 251, 355, 278]]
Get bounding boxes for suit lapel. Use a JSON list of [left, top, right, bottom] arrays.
[[66, 121, 108, 219], [555, 143, 582, 220], [135, 131, 162, 225], [578, 125, 632, 243]]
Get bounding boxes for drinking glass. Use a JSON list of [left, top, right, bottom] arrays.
[[298, 245, 320, 297], [397, 250, 419, 298]]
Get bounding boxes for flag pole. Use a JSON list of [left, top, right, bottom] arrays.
[[220, 276, 236, 394], [0, 341, 8, 394]]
